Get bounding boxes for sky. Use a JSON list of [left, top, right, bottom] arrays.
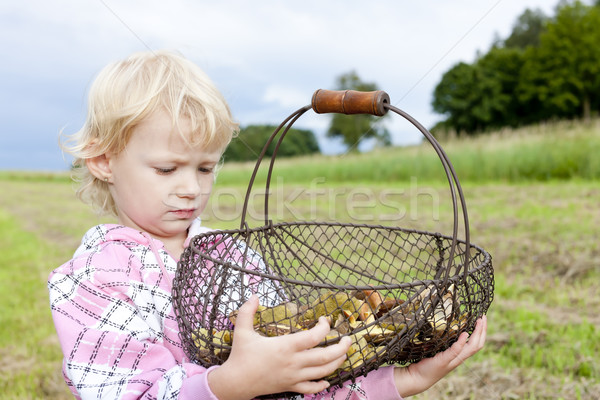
[[0, 0, 567, 171]]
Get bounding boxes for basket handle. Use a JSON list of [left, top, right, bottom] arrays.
[[239, 90, 472, 284], [311, 89, 390, 116], [240, 89, 390, 228]]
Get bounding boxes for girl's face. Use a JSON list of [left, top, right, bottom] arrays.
[[107, 109, 222, 254]]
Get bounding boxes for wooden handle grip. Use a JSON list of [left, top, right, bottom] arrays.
[[311, 89, 390, 116]]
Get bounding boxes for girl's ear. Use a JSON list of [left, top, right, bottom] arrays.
[[86, 153, 113, 182]]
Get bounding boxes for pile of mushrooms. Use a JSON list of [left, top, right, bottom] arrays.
[[194, 284, 468, 377]]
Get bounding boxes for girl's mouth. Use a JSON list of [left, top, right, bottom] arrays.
[[170, 209, 196, 219]]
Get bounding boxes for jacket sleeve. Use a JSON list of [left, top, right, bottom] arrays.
[[180, 365, 403, 400], [308, 367, 403, 400], [48, 247, 217, 400]]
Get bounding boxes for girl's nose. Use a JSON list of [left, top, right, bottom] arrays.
[[176, 170, 211, 198]]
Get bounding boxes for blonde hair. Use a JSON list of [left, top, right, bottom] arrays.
[[62, 50, 239, 216]]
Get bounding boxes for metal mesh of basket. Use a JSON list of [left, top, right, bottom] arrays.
[[172, 90, 494, 399]]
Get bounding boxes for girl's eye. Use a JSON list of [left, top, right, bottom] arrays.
[[198, 166, 214, 174], [155, 167, 176, 175]]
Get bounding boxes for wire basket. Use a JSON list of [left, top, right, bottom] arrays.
[[173, 90, 494, 399]]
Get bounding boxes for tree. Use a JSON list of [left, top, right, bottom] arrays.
[[432, 47, 528, 134], [223, 124, 320, 162], [503, 8, 549, 49], [433, 1, 600, 133], [519, 1, 600, 120], [326, 71, 390, 150], [476, 47, 528, 128], [432, 62, 480, 134]]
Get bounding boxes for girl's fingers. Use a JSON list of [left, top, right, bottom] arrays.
[[464, 315, 487, 353], [233, 295, 259, 333], [449, 315, 487, 366], [434, 315, 488, 369], [287, 316, 334, 351], [291, 379, 331, 395], [475, 314, 488, 347], [297, 335, 351, 367], [270, 330, 350, 385], [293, 352, 348, 387]]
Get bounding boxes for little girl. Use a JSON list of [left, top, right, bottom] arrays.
[[49, 50, 487, 400]]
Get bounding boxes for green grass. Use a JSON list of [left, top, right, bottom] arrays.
[[217, 118, 600, 186], [0, 170, 71, 182], [0, 209, 72, 399], [492, 304, 598, 378], [491, 273, 599, 376]]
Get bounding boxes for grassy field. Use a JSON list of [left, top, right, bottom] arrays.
[[215, 118, 600, 186], [1, 120, 599, 399]]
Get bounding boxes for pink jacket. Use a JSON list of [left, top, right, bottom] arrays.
[[48, 221, 402, 399]]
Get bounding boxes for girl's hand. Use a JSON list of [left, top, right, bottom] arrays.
[[207, 295, 352, 400], [393, 314, 488, 397]]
